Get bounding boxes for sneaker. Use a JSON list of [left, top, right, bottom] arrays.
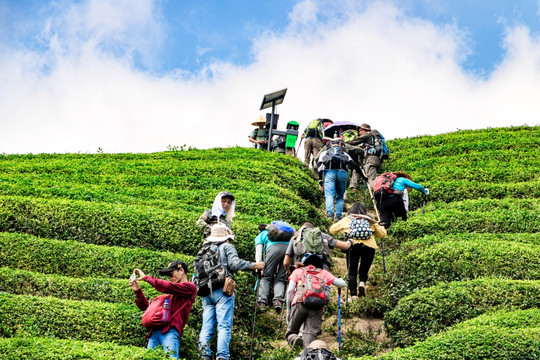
[[335, 215, 342, 221], [358, 282, 366, 297], [326, 213, 334, 220], [347, 295, 358, 303], [273, 300, 283, 313]]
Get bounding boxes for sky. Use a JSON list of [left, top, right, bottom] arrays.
[[1, 0, 539, 154]]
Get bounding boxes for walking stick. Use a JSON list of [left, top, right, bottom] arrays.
[[343, 248, 351, 333], [366, 182, 386, 273], [249, 271, 262, 360], [295, 136, 304, 158], [338, 287, 342, 350], [422, 188, 428, 214]]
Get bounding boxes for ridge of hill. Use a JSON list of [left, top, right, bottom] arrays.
[[0, 125, 539, 359]]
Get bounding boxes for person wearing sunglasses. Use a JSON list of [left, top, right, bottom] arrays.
[[130, 260, 197, 359]]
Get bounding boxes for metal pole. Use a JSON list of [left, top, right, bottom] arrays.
[[267, 101, 276, 151], [338, 287, 342, 350], [249, 272, 262, 360]]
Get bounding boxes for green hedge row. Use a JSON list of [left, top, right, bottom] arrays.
[[387, 126, 539, 154], [384, 278, 540, 347], [388, 198, 540, 242], [0, 267, 161, 304], [0, 336, 170, 360], [0, 232, 193, 279], [381, 239, 540, 304], [354, 308, 540, 360]]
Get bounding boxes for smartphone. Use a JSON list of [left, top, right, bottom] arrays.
[[129, 272, 137, 281]]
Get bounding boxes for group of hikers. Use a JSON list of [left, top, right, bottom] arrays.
[[128, 119, 429, 359]]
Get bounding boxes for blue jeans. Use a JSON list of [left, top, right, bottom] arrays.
[[199, 288, 235, 360], [324, 169, 348, 217], [147, 327, 180, 359]]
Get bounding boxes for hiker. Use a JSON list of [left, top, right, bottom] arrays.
[[196, 224, 265, 360], [301, 118, 325, 168], [293, 340, 341, 360], [347, 123, 382, 188], [255, 221, 295, 312], [283, 221, 352, 275], [249, 115, 269, 149], [286, 254, 346, 348], [317, 138, 365, 221], [330, 202, 387, 300], [376, 172, 429, 229], [196, 191, 235, 238], [129, 260, 197, 359]]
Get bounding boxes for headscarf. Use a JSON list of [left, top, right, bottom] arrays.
[[211, 191, 236, 222]]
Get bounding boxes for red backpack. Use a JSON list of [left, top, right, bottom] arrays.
[[373, 172, 400, 199], [296, 267, 327, 309], [141, 294, 172, 329]]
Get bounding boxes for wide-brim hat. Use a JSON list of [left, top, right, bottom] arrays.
[[301, 253, 324, 268], [358, 123, 371, 131], [393, 171, 412, 181], [158, 260, 188, 276], [252, 115, 266, 126], [206, 223, 235, 242]]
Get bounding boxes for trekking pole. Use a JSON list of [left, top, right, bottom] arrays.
[[338, 287, 342, 351], [343, 248, 350, 333], [249, 271, 262, 360], [366, 183, 386, 273], [295, 136, 304, 158], [422, 188, 428, 214]]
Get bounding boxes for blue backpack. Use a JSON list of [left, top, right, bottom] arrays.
[[370, 130, 390, 160]]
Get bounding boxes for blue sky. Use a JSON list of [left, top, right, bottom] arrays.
[[1, 0, 539, 154]]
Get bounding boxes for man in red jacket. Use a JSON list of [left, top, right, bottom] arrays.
[[130, 260, 197, 359]]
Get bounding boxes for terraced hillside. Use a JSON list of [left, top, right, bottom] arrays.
[[0, 126, 538, 359]]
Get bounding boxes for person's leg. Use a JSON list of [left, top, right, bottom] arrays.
[[324, 170, 337, 217], [334, 170, 348, 218], [259, 244, 279, 305], [311, 138, 323, 167], [271, 243, 289, 304], [358, 245, 376, 283], [347, 244, 361, 296], [302, 308, 324, 347], [161, 328, 180, 359], [286, 304, 309, 346], [364, 156, 381, 187], [378, 198, 393, 229], [215, 289, 235, 360], [304, 138, 313, 165], [198, 296, 217, 359], [147, 330, 161, 351]]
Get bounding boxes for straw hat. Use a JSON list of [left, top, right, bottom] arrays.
[[206, 224, 235, 242], [252, 115, 266, 126]]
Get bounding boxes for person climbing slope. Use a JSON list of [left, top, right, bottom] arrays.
[[196, 191, 236, 238]]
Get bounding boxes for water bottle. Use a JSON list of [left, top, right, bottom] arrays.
[[161, 299, 170, 322]]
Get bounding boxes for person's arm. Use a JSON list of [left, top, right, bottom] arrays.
[[332, 278, 346, 288], [130, 279, 149, 311], [286, 278, 297, 314], [334, 239, 353, 250], [283, 254, 292, 275], [400, 178, 428, 194], [329, 217, 351, 235], [223, 243, 262, 272], [372, 223, 387, 239], [135, 269, 197, 298], [196, 210, 211, 231]]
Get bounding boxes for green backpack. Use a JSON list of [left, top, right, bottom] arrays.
[[294, 227, 324, 260]]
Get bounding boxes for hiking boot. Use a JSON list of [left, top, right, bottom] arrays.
[[335, 215, 342, 222], [326, 213, 334, 220], [289, 335, 303, 349], [347, 295, 358, 303], [273, 300, 284, 313], [358, 282, 366, 297]]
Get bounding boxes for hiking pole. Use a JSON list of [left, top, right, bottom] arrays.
[[249, 271, 262, 360], [338, 287, 342, 351], [422, 188, 428, 214], [295, 136, 304, 158], [366, 183, 386, 273], [343, 248, 351, 334]]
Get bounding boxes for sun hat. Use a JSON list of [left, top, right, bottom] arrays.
[[252, 115, 266, 126], [206, 223, 235, 242], [158, 260, 188, 276], [358, 123, 371, 131]]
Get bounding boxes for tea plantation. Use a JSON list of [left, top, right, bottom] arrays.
[[0, 126, 538, 359]]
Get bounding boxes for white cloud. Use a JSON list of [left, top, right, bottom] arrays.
[[0, 0, 538, 155]]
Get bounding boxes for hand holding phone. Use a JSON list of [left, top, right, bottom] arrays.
[[129, 272, 137, 282]]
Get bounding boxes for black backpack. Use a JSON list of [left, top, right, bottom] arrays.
[[193, 242, 227, 296], [321, 142, 349, 169]]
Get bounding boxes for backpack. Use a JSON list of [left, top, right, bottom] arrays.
[[141, 294, 172, 330], [342, 129, 358, 143], [305, 119, 324, 138], [297, 267, 327, 309], [373, 172, 402, 199], [320, 142, 349, 169], [193, 242, 227, 296], [294, 227, 324, 259], [301, 348, 338, 360], [369, 130, 390, 160], [347, 217, 373, 240], [267, 221, 295, 242]]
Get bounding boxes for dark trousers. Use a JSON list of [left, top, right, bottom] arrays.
[[346, 243, 375, 296], [378, 196, 407, 229]]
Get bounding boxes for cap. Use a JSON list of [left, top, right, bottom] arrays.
[[220, 191, 235, 201], [301, 253, 324, 268], [359, 123, 371, 131], [206, 223, 235, 242], [158, 260, 188, 276]]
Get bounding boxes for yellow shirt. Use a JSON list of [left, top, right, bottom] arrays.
[[329, 215, 386, 250]]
